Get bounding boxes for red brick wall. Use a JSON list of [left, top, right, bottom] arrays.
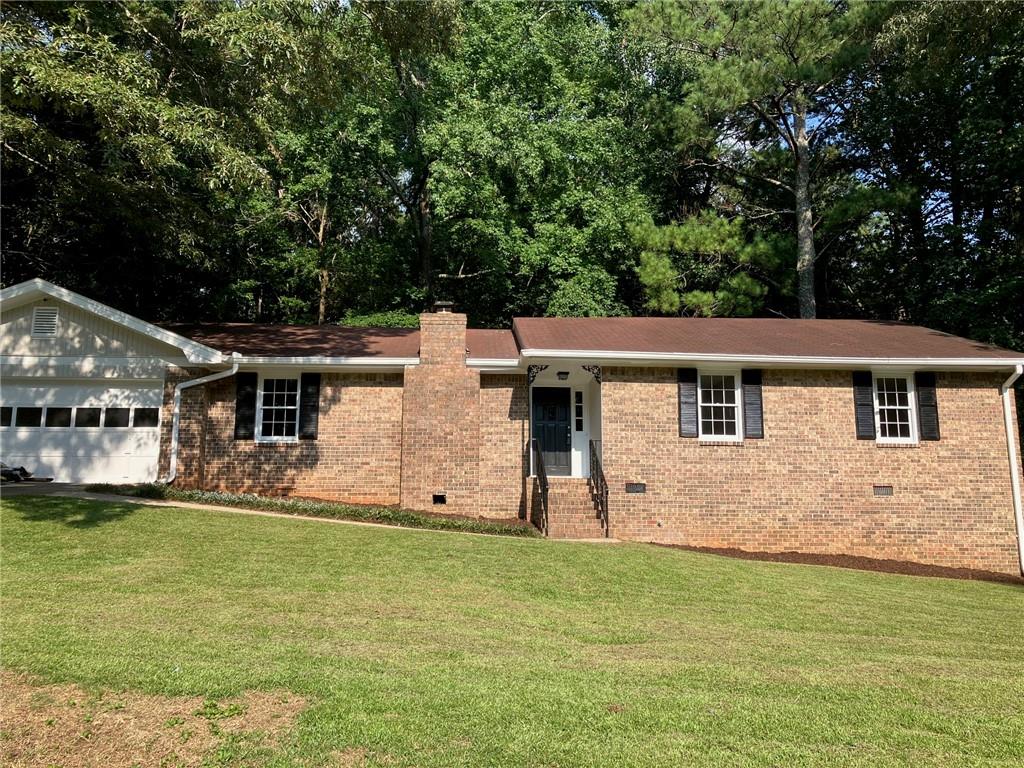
[[478, 374, 529, 518], [601, 367, 1022, 575], [169, 371, 403, 503], [400, 312, 482, 514], [158, 366, 209, 484]]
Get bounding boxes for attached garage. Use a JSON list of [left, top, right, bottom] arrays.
[[0, 279, 226, 484], [1, 381, 164, 483]]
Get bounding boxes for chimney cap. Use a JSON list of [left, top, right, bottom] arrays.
[[432, 300, 455, 313]]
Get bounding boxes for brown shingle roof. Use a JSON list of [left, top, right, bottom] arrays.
[[162, 318, 1020, 363], [512, 317, 1022, 360], [162, 323, 519, 361], [163, 323, 420, 358], [466, 329, 519, 360]]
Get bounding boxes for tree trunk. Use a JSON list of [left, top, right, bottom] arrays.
[[416, 183, 433, 302], [318, 268, 329, 325], [793, 103, 817, 319], [314, 201, 330, 325]]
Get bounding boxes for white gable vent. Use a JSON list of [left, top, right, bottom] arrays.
[[31, 306, 59, 337]]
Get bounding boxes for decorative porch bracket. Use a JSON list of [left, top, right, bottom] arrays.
[[527, 364, 549, 385], [582, 365, 602, 382]]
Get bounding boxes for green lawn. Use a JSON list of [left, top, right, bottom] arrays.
[[2, 496, 1023, 767]]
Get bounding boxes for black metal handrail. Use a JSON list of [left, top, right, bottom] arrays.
[[589, 439, 609, 537], [531, 438, 549, 535]]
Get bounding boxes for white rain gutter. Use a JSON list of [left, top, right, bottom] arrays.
[[1000, 364, 1024, 575], [162, 353, 240, 484], [518, 348, 1024, 370]]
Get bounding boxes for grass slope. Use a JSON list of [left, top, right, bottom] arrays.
[[2, 495, 1023, 767]]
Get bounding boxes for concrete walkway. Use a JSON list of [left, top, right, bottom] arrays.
[[1, 484, 620, 542]]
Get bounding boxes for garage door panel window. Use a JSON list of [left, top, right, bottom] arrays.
[[1, 407, 11, 427], [133, 407, 160, 428], [45, 408, 73, 427], [14, 407, 43, 427], [74, 408, 102, 428], [258, 377, 299, 441], [103, 408, 131, 428]]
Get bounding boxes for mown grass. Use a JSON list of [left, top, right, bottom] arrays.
[[83, 483, 539, 537], [2, 495, 1023, 767]]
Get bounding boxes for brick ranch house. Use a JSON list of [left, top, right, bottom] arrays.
[[3, 278, 1023, 576]]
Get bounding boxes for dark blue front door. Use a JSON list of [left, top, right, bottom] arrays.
[[533, 387, 571, 475]]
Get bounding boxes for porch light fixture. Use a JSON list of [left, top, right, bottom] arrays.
[[557, 371, 569, 380]]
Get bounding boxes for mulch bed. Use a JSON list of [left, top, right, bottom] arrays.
[[290, 495, 535, 528], [657, 544, 1024, 585]]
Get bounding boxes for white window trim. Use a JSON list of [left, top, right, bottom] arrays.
[[697, 368, 744, 442], [872, 371, 919, 445], [255, 373, 301, 443]]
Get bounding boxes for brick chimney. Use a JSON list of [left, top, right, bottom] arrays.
[[399, 304, 481, 514], [418, 303, 468, 365]]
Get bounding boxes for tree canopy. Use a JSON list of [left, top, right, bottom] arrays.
[[2, 0, 1021, 347]]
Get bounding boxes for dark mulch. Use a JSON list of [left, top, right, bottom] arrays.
[[657, 544, 1024, 585], [289, 494, 534, 529]]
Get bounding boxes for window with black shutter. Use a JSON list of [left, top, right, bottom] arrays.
[[698, 372, 742, 440], [873, 374, 917, 444], [258, 377, 299, 440]]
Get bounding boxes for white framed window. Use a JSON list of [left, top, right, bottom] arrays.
[[257, 376, 300, 442], [873, 373, 917, 444], [698, 371, 743, 441], [31, 306, 59, 337]]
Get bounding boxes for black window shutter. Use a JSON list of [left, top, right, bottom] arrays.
[[299, 372, 321, 440], [915, 371, 940, 441], [852, 370, 875, 440], [678, 368, 698, 437], [741, 369, 764, 439], [233, 372, 258, 440]]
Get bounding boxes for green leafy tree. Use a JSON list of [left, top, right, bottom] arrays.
[[627, 0, 885, 318], [634, 212, 787, 316], [828, 0, 1024, 347], [0, 1, 271, 318]]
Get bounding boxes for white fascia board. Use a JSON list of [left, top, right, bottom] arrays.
[[0, 278, 224, 364], [518, 348, 1024, 371], [237, 356, 419, 372], [467, 358, 523, 372], [0, 355, 172, 379]]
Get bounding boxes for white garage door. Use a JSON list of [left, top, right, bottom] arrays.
[[0, 380, 163, 483]]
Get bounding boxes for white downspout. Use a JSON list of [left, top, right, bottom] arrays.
[[1000, 364, 1024, 575], [162, 353, 240, 484]]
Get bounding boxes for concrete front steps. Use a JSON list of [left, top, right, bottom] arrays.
[[545, 477, 606, 539]]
